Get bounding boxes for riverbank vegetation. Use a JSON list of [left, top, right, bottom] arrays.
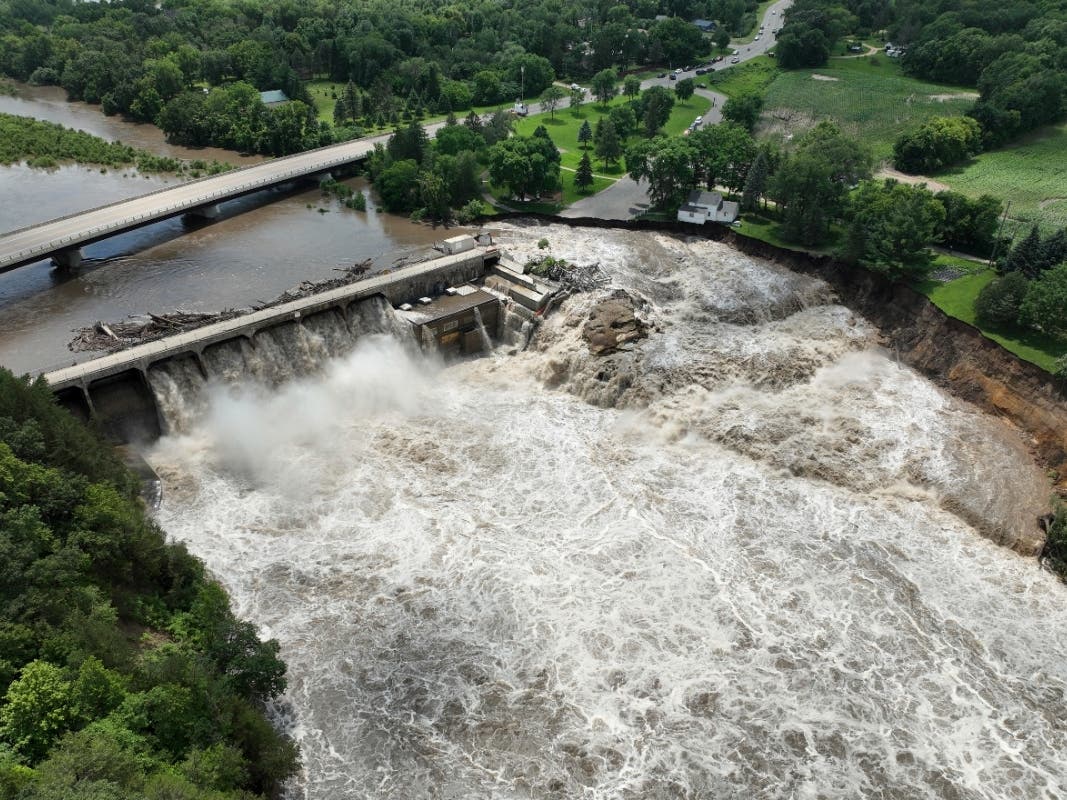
[[0, 369, 298, 798], [0, 113, 232, 177]]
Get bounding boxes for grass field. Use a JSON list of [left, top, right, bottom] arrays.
[[934, 123, 1067, 235], [758, 57, 977, 160], [912, 268, 1067, 372], [706, 58, 780, 99]]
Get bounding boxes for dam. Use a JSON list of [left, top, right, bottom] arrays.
[[45, 237, 556, 442]]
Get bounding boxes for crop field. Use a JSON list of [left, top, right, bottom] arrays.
[[935, 123, 1067, 235], [758, 57, 976, 160]]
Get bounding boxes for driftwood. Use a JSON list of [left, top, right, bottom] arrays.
[[69, 257, 379, 354]]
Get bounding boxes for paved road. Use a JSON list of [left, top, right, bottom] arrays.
[[0, 121, 465, 273], [564, 0, 792, 219]]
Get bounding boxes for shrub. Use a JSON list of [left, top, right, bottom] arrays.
[[974, 271, 1029, 328]]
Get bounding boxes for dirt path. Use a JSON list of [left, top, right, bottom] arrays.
[[877, 167, 952, 194]]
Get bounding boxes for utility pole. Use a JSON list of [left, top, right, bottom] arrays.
[[520, 65, 525, 103], [988, 200, 1012, 270]]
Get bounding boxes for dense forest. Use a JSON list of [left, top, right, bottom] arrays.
[[0, 0, 761, 154], [0, 371, 298, 799]]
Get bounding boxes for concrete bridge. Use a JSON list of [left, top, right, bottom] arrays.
[[0, 126, 440, 273], [46, 244, 499, 442]]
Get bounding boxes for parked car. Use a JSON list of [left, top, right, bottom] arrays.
[[712, 55, 724, 63], [657, 72, 667, 78], [695, 116, 703, 124], [695, 68, 707, 75], [731, 49, 739, 55], [683, 65, 691, 71], [669, 73, 677, 80], [674, 67, 682, 73], [730, 56, 740, 63]]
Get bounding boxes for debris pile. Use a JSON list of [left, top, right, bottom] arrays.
[[69, 257, 378, 354]]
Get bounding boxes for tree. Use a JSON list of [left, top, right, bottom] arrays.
[[541, 85, 567, 119], [574, 151, 595, 193], [332, 96, 348, 127], [609, 104, 638, 138], [1002, 225, 1045, 278], [935, 191, 1003, 257], [722, 92, 763, 132], [975, 271, 1029, 328], [844, 179, 946, 280], [1019, 263, 1067, 335], [893, 116, 983, 174], [769, 153, 843, 247], [639, 85, 674, 137], [591, 68, 619, 106], [1, 660, 78, 762], [375, 159, 422, 211], [570, 86, 584, 116], [624, 75, 641, 100], [689, 121, 755, 193], [741, 148, 770, 212], [594, 118, 623, 167], [578, 119, 593, 150], [649, 17, 707, 66], [488, 135, 561, 199], [627, 136, 697, 209], [714, 28, 731, 51], [675, 77, 695, 101]]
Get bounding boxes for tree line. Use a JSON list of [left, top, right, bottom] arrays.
[[0, 0, 749, 155], [0, 370, 297, 799], [773, 0, 1067, 156]]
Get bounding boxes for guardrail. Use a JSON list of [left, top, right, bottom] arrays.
[[0, 136, 391, 268]]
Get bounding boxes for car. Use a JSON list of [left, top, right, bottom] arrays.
[[755, 34, 761, 40], [669, 73, 677, 80], [674, 67, 682, 73], [570, 83, 581, 90], [695, 115, 703, 124], [730, 56, 740, 63], [683, 65, 691, 71], [695, 68, 706, 75], [713, 55, 724, 62], [657, 72, 666, 78], [731, 49, 739, 55]]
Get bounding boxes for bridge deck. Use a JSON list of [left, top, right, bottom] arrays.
[[0, 123, 439, 273]]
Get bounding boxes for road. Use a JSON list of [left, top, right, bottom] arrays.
[[0, 121, 465, 273], [563, 0, 792, 219]]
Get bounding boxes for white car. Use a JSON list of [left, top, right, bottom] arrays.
[[730, 56, 740, 63], [695, 116, 703, 124]]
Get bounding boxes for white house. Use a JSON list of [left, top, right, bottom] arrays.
[[676, 190, 739, 224]]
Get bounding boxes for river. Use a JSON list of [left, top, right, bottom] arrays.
[[145, 223, 1067, 800], [0, 87, 451, 375]]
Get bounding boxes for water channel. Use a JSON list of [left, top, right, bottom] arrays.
[[3, 92, 1066, 800]]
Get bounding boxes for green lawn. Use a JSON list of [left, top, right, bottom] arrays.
[[705, 58, 780, 99], [912, 268, 1067, 372], [933, 123, 1067, 235], [734, 211, 842, 255], [759, 57, 977, 160]]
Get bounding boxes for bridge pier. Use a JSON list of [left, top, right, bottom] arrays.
[[185, 203, 221, 220], [52, 248, 83, 270]]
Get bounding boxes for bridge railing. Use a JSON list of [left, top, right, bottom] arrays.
[[0, 148, 381, 267]]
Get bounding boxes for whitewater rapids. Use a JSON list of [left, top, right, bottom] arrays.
[[148, 224, 1066, 799]]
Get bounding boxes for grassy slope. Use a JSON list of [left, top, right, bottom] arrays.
[[759, 57, 975, 160], [912, 269, 1067, 372], [934, 124, 1067, 235]]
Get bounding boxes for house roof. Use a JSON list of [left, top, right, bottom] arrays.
[[687, 190, 723, 209], [259, 90, 290, 105]]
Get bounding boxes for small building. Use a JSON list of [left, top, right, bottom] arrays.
[[677, 190, 739, 224], [400, 287, 500, 357], [437, 234, 478, 256], [693, 19, 717, 32], [259, 90, 290, 107]]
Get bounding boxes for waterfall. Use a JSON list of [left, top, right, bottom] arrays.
[[472, 306, 493, 354], [146, 295, 415, 433]]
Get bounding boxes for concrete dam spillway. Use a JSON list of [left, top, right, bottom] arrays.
[[98, 222, 1066, 799]]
